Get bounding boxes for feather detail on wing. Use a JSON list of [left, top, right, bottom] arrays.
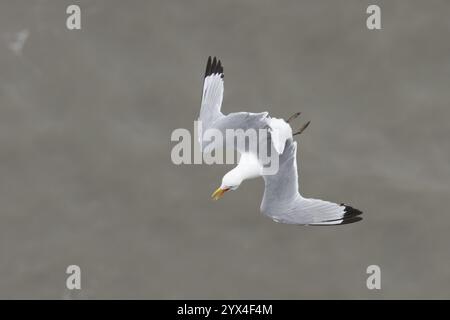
[[261, 139, 363, 226], [199, 56, 224, 128]]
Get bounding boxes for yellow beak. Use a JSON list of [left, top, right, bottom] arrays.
[[211, 187, 229, 200]]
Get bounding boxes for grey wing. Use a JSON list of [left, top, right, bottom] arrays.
[[261, 140, 301, 213], [201, 111, 270, 153], [261, 140, 363, 226], [284, 198, 363, 226], [197, 57, 273, 154], [198, 57, 224, 130], [197, 58, 270, 152], [212, 112, 269, 133]]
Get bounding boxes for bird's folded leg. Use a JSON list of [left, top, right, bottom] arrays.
[[286, 112, 301, 123], [293, 121, 311, 136]]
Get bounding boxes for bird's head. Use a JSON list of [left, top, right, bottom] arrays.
[[211, 171, 242, 200]]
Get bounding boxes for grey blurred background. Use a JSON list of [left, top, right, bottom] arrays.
[[0, 0, 449, 299]]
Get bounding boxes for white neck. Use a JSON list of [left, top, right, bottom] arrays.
[[223, 152, 262, 187]]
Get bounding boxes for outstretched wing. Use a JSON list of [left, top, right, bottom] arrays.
[[261, 140, 363, 226], [198, 56, 224, 129], [197, 57, 271, 153], [196, 57, 293, 159]]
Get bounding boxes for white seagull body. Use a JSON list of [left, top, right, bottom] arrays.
[[198, 57, 362, 226]]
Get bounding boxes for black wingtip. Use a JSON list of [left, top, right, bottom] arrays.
[[204, 56, 212, 78], [311, 204, 363, 226], [341, 204, 363, 217], [204, 56, 224, 78], [338, 216, 363, 225], [338, 204, 363, 225]]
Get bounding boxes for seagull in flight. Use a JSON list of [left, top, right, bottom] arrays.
[[198, 57, 362, 225]]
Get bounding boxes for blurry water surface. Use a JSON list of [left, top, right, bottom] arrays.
[[0, 0, 449, 298]]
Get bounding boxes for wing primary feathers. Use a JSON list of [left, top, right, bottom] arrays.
[[320, 204, 363, 225], [338, 216, 363, 225], [217, 60, 224, 78], [204, 56, 224, 79], [340, 204, 363, 220], [339, 205, 363, 224], [204, 56, 212, 78]]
